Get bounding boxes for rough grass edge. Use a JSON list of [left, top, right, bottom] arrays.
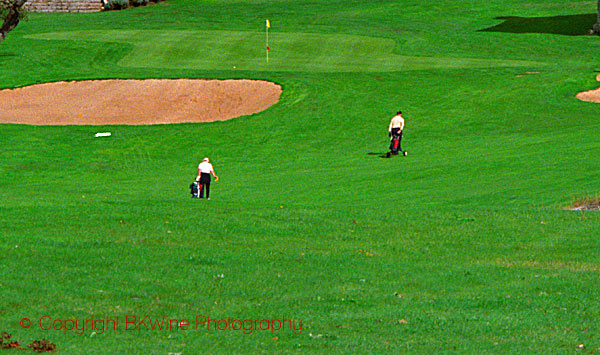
[[102, 0, 164, 11]]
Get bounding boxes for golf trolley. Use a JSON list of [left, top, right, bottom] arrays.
[[190, 181, 200, 198]]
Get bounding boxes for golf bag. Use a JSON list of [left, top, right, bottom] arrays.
[[389, 130, 402, 155], [190, 181, 200, 198]]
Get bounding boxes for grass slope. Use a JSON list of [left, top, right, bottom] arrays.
[[1, 0, 599, 353]]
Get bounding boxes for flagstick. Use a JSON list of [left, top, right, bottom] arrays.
[[266, 25, 269, 63]]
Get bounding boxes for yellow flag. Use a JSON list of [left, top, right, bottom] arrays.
[[266, 19, 271, 28]]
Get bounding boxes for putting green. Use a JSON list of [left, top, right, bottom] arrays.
[[27, 30, 543, 72]]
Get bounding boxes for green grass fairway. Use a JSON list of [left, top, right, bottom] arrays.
[[28, 30, 543, 72], [1, 0, 600, 354]]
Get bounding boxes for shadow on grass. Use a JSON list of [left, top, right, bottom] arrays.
[[478, 13, 597, 36], [367, 152, 391, 159], [0, 52, 17, 57]]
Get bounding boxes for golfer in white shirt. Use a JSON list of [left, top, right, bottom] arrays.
[[388, 111, 407, 156], [197, 157, 219, 199]]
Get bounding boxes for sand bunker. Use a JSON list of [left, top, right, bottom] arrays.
[[0, 79, 282, 125], [576, 74, 600, 103]]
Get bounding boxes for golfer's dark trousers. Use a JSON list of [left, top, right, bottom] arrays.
[[199, 173, 211, 198], [390, 128, 403, 153]]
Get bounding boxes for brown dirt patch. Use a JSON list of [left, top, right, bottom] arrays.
[[566, 193, 600, 211], [0, 79, 282, 125], [576, 74, 600, 103], [570, 203, 600, 211]]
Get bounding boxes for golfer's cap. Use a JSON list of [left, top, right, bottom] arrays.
[[397, 110, 402, 115], [202, 157, 209, 162]]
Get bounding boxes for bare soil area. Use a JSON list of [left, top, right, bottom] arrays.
[[0, 79, 282, 125], [576, 74, 600, 103]]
